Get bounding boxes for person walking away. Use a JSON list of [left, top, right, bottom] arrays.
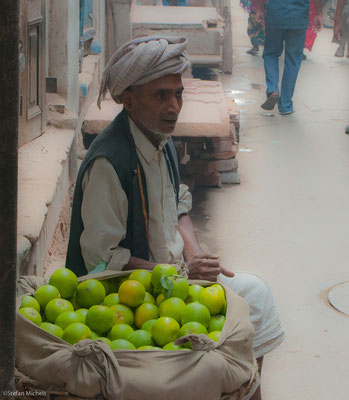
[[334, 0, 349, 134], [66, 36, 285, 400], [303, 0, 320, 59], [162, 0, 188, 5], [334, 0, 349, 56], [240, 0, 268, 55], [255, 0, 323, 115]]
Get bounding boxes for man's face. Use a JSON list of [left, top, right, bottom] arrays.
[[123, 74, 184, 138]]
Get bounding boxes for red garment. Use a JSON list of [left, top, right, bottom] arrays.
[[304, 0, 317, 51]]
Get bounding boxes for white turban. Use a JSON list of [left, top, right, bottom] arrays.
[[97, 36, 190, 108]]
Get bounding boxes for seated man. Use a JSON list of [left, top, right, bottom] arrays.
[[66, 36, 285, 400]]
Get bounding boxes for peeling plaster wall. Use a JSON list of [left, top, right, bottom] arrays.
[[48, 0, 79, 114]]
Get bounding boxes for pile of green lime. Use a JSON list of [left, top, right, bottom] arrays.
[[19, 264, 227, 350]]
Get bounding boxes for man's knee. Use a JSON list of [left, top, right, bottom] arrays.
[[221, 272, 271, 303]]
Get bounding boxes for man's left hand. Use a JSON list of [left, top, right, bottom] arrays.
[[313, 15, 323, 33], [186, 252, 235, 282]]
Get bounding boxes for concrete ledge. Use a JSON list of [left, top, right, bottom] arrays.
[[17, 126, 75, 276], [17, 235, 31, 280], [189, 54, 222, 67], [131, 5, 218, 28], [79, 55, 100, 102]]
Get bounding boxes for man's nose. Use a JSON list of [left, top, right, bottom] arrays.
[[167, 95, 181, 114]]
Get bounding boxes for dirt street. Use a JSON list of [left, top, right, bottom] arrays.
[[191, 1, 349, 399]]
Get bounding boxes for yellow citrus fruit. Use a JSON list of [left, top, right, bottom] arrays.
[[97, 337, 111, 345], [102, 293, 120, 307], [179, 321, 208, 336], [222, 300, 227, 315], [45, 298, 74, 323], [63, 322, 92, 345], [138, 346, 161, 350], [100, 280, 110, 295], [40, 322, 64, 338], [178, 322, 208, 348], [107, 324, 134, 341], [91, 331, 99, 339], [143, 292, 155, 304], [75, 308, 88, 323], [198, 286, 225, 315], [20, 295, 40, 312], [55, 311, 84, 330], [187, 285, 204, 303], [134, 303, 159, 328], [118, 280, 145, 308], [162, 342, 182, 350], [208, 314, 226, 332], [117, 275, 129, 290], [162, 276, 189, 301], [110, 304, 134, 326], [156, 293, 165, 307], [159, 297, 186, 324], [207, 331, 221, 343], [181, 302, 211, 328], [107, 278, 119, 294], [128, 330, 154, 348], [151, 317, 180, 347], [48, 268, 78, 299], [129, 269, 152, 292], [162, 342, 191, 351], [141, 319, 157, 334], [34, 285, 61, 312], [68, 292, 81, 310], [151, 264, 178, 294], [76, 279, 106, 308], [110, 339, 136, 350], [85, 305, 114, 335], [19, 307, 42, 326], [211, 283, 225, 294]]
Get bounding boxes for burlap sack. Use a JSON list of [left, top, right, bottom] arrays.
[[16, 271, 257, 400]]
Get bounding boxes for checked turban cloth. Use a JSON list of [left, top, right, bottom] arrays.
[[97, 36, 190, 108]]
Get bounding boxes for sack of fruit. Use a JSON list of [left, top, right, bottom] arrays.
[[15, 267, 258, 400]]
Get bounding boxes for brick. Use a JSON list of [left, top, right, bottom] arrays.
[[185, 158, 238, 175], [221, 170, 241, 184], [201, 151, 236, 160], [211, 137, 233, 152], [229, 126, 239, 144], [193, 173, 222, 188], [186, 141, 206, 154]]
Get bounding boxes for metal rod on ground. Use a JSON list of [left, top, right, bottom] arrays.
[[0, 0, 19, 395]]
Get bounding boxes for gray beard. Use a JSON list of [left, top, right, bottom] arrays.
[[152, 131, 172, 145]]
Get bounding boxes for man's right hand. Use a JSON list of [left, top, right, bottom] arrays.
[[255, 9, 265, 27], [187, 253, 235, 282], [334, 23, 342, 42]]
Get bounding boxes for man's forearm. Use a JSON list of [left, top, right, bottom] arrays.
[[313, 0, 323, 15], [255, 0, 265, 12], [177, 214, 204, 261], [122, 256, 157, 271], [335, 0, 345, 25]]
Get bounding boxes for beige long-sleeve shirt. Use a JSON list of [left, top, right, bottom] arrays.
[[80, 117, 192, 272]]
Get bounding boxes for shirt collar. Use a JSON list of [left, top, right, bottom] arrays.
[[128, 117, 168, 164]]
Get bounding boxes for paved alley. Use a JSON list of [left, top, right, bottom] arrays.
[[192, 1, 349, 399]]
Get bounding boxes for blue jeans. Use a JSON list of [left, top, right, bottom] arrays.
[[263, 26, 307, 113]]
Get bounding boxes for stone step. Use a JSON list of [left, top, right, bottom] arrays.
[[17, 126, 76, 276]]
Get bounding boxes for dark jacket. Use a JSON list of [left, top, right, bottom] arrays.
[[65, 109, 180, 277]]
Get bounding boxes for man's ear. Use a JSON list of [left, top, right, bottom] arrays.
[[120, 89, 133, 112]]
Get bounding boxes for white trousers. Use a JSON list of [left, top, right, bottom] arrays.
[[219, 272, 286, 359]]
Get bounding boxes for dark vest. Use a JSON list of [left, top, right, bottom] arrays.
[[65, 109, 180, 277]]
